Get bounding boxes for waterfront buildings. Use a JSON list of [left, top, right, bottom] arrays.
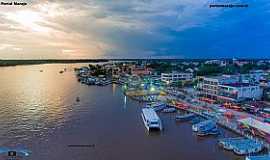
[[131, 66, 152, 76], [218, 83, 263, 102], [197, 75, 239, 100], [161, 72, 193, 84], [197, 74, 263, 102]]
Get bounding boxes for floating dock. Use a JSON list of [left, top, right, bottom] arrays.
[[218, 137, 264, 155]]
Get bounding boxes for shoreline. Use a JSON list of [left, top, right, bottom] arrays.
[[0, 59, 109, 67]]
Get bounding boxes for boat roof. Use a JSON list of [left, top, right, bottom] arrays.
[[238, 117, 270, 134], [142, 108, 160, 121]]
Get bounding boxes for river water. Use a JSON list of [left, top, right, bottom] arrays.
[[0, 64, 243, 160]]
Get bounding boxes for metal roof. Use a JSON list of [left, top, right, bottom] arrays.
[[238, 117, 270, 134]]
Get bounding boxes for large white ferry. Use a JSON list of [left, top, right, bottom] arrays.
[[141, 108, 162, 131]]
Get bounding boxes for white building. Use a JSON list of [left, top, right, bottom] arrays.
[[218, 82, 263, 102], [197, 75, 240, 100], [197, 74, 263, 102], [161, 72, 193, 84], [205, 60, 227, 66]]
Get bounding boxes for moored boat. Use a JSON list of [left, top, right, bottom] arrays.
[[162, 107, 176, 113], [192, 120, 216, 132], [146, 102, 166, 112], [175, 113, 195, 121], [141, 108, 162, 131], [197, 127, 219, 136]]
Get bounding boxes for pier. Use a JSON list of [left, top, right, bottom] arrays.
[[166, 98, 270, 150], [218, 137, 263, 155]]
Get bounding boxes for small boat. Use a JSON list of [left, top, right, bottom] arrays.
[[76, 97, 80, 102], [192, 120, 216, 132], [141, 108, 162, 131], [59, 70, 64, 74], [197, 127, 219, 136], [190, 117, 203, 124], [175, 113, 195, 121], [162, 107, 176, 113], [146, 102, 166, 112], [222, 143, 233, 150], [40, 70, 43, 72]]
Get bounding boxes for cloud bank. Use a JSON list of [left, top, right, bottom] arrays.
[[0, 0, 269, 59]]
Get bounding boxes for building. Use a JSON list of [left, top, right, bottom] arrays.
[[131, 66, 152, 76], [218, 83, 263, 102], [197, 75, 239, 100], [161, 72, 193, 84], [197, 75, 263, 102], [205, 59, 227, 66]]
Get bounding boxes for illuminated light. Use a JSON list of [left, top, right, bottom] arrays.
[[123, 84, 127, 90], [124, 96, 127, 105], [150, 86, 155, 92]]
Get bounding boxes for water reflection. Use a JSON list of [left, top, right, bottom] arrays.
[[0, 64, 85, 146], [123, 96, 127, 109]]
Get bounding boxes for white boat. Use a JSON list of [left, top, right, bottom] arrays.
[[141, 108, 162, 131]]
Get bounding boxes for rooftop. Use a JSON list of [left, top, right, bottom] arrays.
[[221, 82, 258, 88], [238, 117, 270, 134]]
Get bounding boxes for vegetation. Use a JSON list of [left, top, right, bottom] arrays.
[[196, 63, 270, 76], [147, 62, 174, 74], [196, 64, 223, 76]]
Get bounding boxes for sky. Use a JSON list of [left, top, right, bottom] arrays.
[[0, 0, 269, 59]]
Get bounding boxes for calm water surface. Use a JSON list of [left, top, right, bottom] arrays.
[[0, 64, 243, 160]]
